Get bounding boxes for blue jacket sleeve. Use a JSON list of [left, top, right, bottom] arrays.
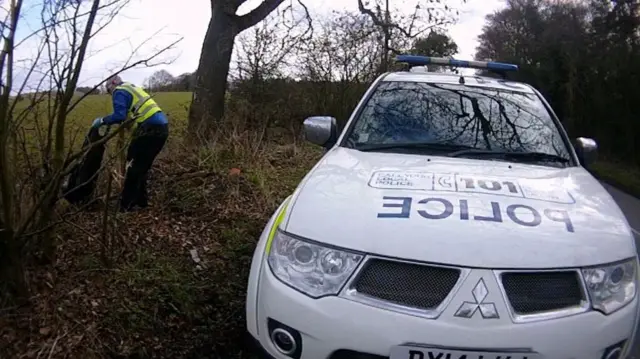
[[102, 89, 132, 125]]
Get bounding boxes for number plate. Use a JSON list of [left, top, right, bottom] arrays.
[[389, 345, 541, 359]]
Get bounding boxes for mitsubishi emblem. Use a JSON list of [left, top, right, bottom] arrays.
[[454, 278, 499, 319]]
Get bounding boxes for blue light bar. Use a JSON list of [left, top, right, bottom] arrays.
[[395, 54, 518, 72]]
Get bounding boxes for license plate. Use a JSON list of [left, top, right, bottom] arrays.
[[389, 345, 541, 359]]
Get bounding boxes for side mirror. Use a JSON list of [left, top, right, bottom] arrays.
[[574, 137, 598, 167], [303, 116, 338, 149]]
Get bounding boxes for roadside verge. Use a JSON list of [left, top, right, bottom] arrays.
[[590, 161, 640, 200]]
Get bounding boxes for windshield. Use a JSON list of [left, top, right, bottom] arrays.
[[344, 81, 573, 163]]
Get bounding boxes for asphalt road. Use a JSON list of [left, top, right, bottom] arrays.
[[601, 183, 640, 358]]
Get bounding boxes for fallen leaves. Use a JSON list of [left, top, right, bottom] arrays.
[[1, 141, 323, 359]]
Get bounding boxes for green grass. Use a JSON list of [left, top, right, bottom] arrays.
[[12, 91, 194, 160], [15, 91, 193, 121], [591, 159, 640, 198], [108, 249, 199, 333], [74, 92, 193, 129]]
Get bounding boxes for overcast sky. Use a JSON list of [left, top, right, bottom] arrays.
[[12, 0, 505, 89]]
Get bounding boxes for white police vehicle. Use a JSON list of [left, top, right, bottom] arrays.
[[245, 55, 640, 359]]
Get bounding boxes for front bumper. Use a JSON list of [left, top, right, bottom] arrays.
[[247, 261, 640, 359]]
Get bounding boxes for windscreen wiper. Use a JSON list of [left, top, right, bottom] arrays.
[[355, 142, 477, 152], [448, 149, 570, 163]]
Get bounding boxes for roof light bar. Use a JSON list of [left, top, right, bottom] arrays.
[[395, 54, 518, 72]]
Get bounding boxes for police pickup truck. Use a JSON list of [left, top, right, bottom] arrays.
[[245, 55, 640, 359]]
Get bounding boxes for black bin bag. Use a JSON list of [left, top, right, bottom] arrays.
[[62, 125, 110, 205]]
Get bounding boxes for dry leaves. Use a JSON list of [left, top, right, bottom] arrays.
[[1, 141, 323, 359]]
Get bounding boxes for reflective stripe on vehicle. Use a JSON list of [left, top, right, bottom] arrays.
[[265, 198, 291, 254]]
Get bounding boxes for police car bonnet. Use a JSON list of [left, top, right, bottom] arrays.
[[284, 147, 634, 269]]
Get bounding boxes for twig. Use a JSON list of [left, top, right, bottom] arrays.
[[47, 333, 63, 359], [66, 36, 183, 115], [59, 126, 129, 199], [18, 138, 128, 242], [61, 215, 96, 240], [13, 0, 123, 49], [100, 168, 113, 265]]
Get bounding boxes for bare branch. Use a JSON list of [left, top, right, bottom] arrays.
[[8, 37, 47, 115], [13, 0, 123, 49], [89, 0, 130, 37], [358, 0, 420, 38], [0, 0, 24, 230], [5, 0, 181, 242], [14, 117, 134, 238], [59, 0, 101, 113], [236, 0, 285, 31], [66, 36, 183, 114]]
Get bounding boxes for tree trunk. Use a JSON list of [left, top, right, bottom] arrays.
[[0, 228, 28, 302], [187, 6, 238, 138]]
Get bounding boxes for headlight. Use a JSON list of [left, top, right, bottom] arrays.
[[583, 258, 638, 314], [267, 230, 363, 298]]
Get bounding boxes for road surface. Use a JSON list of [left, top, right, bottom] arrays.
[[602, 182, 640, 358]]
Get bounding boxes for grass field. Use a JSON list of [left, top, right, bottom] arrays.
[[590, 160, 640, 199], [31, 92, 194, 144], [1, 91, 324, 358], [63, 91, 195, 124]]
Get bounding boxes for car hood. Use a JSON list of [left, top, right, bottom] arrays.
[[284, 147, 635, 268]]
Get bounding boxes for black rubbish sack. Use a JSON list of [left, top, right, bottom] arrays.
[[62, 125, 110, 205]]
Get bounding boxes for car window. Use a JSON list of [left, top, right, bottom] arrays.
[[344, 81, 572, 160]]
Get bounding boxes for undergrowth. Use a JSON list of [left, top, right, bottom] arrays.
[[591, 158, 640, 198], [0, 127, 323, 359]]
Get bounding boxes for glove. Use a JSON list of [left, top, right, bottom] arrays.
[[91, 117, 104, 129]]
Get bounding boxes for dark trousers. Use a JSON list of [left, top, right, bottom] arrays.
[[120, 122, 168, 211]]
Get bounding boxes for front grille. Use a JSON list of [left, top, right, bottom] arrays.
[[501, 271, 584, 315], [352, 258, 461, 310]]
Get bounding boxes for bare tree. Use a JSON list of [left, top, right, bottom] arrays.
[[145, 69, 175, 91], [186, 0, 311, 138], [357, 0, 465, 71], [234, 9, 310, 82], [224, 10, 312, 148], [298, 11, 382, 83], [0, 0, 182, 301]]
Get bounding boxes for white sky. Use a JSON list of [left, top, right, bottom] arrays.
[[12, 0, 505, 89]]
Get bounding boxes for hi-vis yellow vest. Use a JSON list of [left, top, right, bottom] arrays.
[[115, 82, 162, 126]]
